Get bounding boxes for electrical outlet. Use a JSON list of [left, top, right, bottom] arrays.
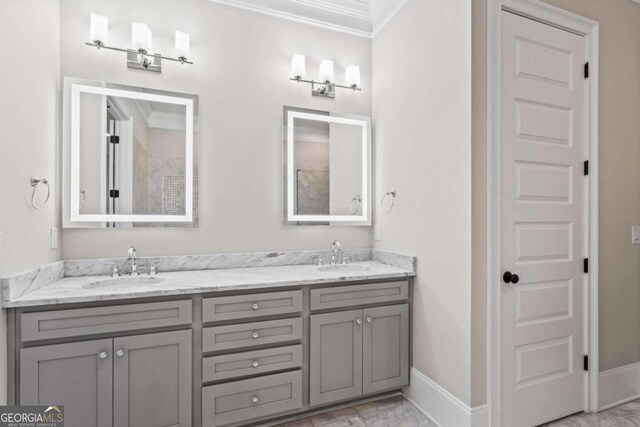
[[50, 227, 59, 250], [374, 224, 381, 241], [633, 226, 640, 245]]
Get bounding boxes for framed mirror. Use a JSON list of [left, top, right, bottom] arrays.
[[63, 78, 199, 228], [283, 106, 371, 225]]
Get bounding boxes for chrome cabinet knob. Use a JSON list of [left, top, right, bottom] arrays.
[[252, 303, 259, 310], [98, 352, 108, 359], [356, 318, 362, 325], [116, 349, 125, 357], [252, 360, 259, 368], [252, 331, 260, 339], [366, 317, 372, 323], [251, 396, 259, 403]]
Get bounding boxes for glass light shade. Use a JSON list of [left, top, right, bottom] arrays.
[[90, 13, 108, 44], [319, 59, 334, 83], [346, 64, 361, 88], [175, 31, 190, 59], [290, 54, 306, 79], [131, 23, 152, 52]]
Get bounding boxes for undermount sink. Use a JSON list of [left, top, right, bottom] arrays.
[[82, 276, 165, 289], [317, 264, 370, 272]]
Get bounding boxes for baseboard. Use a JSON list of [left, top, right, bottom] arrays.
[[599, 361, 640, 411], [403, 368, 489, 427]]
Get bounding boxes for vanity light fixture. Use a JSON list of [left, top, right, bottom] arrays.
[[289, 54, 362, 98], [86, 12, 193, 73]]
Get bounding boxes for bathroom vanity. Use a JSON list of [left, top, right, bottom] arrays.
[[3, 255, 414, 427]]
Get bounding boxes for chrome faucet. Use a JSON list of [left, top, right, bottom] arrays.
[[127, 246, 139, 277], [331, 240, 342, 265]]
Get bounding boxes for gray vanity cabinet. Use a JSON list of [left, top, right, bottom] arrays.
[[362, 304, 409, 394], [20, 330, 191, 427], [310, 309, 363, 406], [20, 339, 114, 427], [113, 330, 192, 427], [310, 304, 409, 407]]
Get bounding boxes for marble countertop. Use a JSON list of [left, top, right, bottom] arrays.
[[4, 261, 415, 308]]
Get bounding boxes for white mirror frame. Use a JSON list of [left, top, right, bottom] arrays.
[[69, 84, 194, 223], [286, 110, 371, 224]]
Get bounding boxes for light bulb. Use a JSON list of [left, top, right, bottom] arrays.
[[131, 23, 152, 52], [290, 54, 306, 79], [175, 31, 190, 60], [346, 64, 361, 88], [90, 13, 108, 45], [319, 59, 334, 83]]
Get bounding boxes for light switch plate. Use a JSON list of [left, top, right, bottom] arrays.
[[632, 226, 640, 245], [50, 228, 59, 250], [374, 224, 381, 241]]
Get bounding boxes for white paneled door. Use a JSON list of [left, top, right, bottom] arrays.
[[500, 11, 587, 427]]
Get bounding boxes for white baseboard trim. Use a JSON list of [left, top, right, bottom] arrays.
[[599, 361, 640, 411], [403, 368, 489, 427]]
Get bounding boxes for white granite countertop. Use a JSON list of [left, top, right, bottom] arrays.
[[4, 261, 414, 308]]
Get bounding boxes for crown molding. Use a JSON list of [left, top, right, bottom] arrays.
[[208, 0, 407, 38]]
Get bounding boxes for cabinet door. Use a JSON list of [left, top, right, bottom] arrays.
[[363, 304, 409, 394], [20, 339, 113, 427], [310, 309, 363, 406], [113, 330, 192, 427]]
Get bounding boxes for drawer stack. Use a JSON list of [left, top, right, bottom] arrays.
[[201, 291, 304, 427]]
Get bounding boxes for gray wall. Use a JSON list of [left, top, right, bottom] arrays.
[[373, 0, 474, 406], [0, 0, 62, 404], [60, 0, 374, 259]]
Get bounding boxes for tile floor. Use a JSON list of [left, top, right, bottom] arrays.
[[274, 395, 436, 427], [544, 399, 640, 426], [275, 395, 640, 427]]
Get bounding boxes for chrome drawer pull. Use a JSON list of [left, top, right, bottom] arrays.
[[252, 360, 259, 368], [252, 303, 259, 310], [252, 331, 260, 339], [251, 396, 259, 403], [98, 351, 108, 359]]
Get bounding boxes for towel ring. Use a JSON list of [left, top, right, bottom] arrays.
[[30, 176, 50, 210], [350, 195, 362, 215], [381, 190, 396, 214]]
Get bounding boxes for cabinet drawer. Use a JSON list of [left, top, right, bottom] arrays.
[[203, 291, 302, 322], [203, 318, 303, 352], [203, 344, 302, 382], [21, 301, 192, 342], [202, 370, 302, 427], [310, 281, 409, 311]]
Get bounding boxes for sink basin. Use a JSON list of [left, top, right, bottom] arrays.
[[82, 276, 165, 289], [318, 265, 370, 272]]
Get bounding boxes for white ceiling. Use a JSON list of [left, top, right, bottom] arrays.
[[208, 0, 409, 37]]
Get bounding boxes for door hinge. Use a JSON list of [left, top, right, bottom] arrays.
[[109, 189, 120, 198], [109, 135, 120, 144], [584, 355, 589, 371], [584, 62, 589, 79], [584, 160, 589, 176], [584, 258, 589, 273]]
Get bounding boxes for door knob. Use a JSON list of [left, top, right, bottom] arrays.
[[503, 271, 520, 284]]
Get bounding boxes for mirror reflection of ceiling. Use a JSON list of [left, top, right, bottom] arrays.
[[208, 0, 408, 37], [107, 84, 199, 131]]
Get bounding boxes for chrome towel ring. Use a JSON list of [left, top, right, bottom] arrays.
[[381, 190, 396, 214], [30, 176, 50, 210], [350, 195, 362, 215]]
